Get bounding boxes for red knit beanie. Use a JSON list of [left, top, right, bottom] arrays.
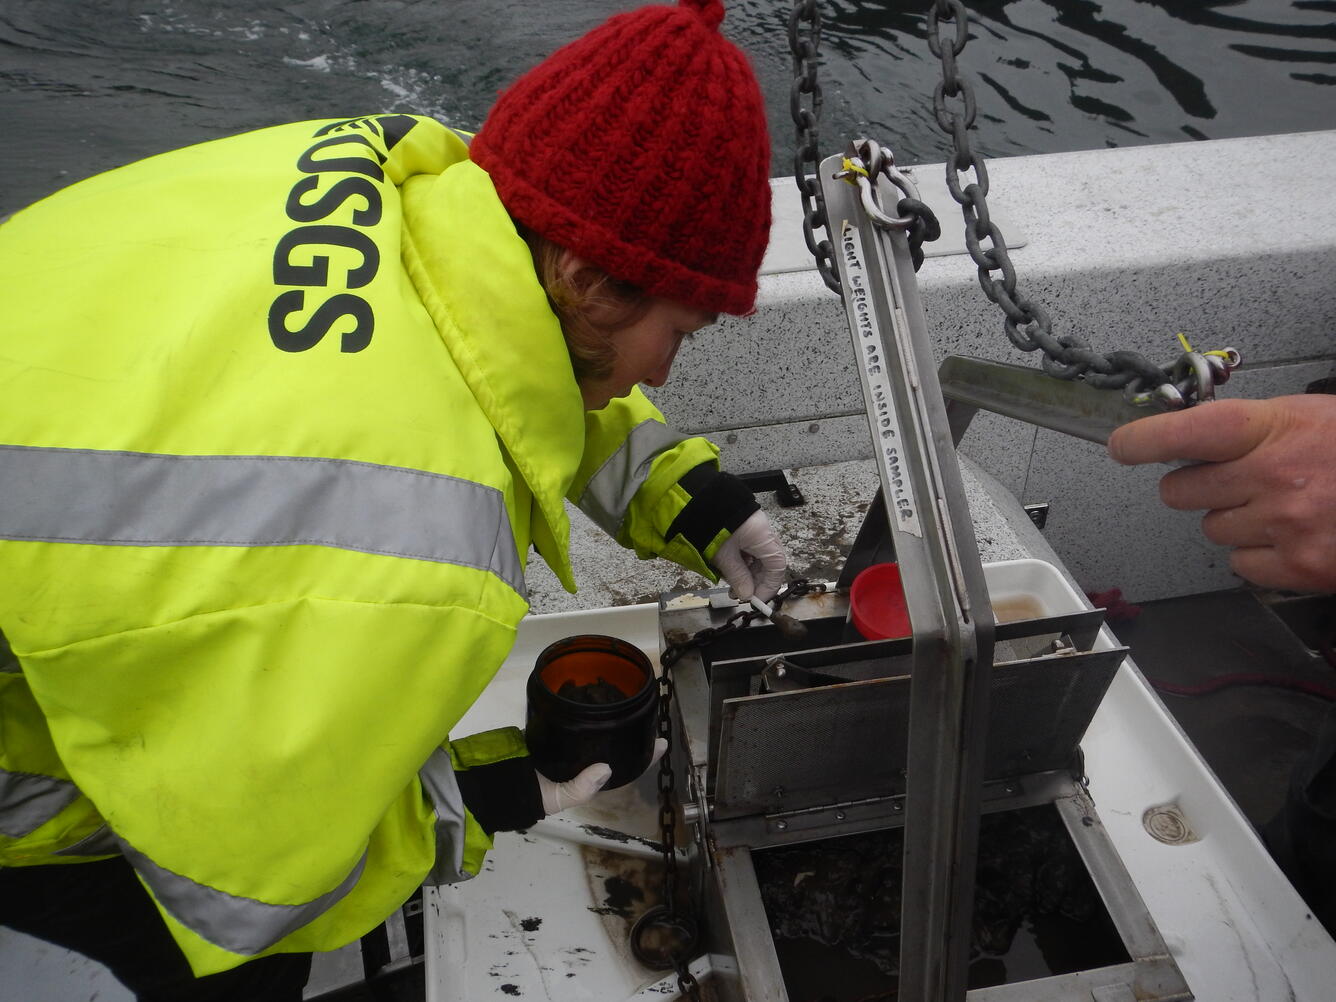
[[472, 0, 771, 316]]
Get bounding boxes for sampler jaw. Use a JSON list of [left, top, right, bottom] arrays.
[[660, 582, 1121, 850]]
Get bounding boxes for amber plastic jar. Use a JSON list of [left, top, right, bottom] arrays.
[[525, 634, 659, 790]]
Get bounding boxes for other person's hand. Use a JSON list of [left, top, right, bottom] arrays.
[[536, 738, 668, 815], [1107, 394, 1336, 593], [713, 510, 789, 601]]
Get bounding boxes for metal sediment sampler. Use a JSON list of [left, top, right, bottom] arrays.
[[821, 148, 997, 1001], [654, 151, 1194, 1001]]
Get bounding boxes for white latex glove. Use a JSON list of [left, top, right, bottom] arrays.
[[537, 738, 668, 816], [712, 509, 788, 602]]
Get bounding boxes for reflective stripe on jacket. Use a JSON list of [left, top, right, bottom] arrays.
[[0, 115, 719, 974]]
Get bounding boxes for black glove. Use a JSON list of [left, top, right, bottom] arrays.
[[667, 464, 788, 600]]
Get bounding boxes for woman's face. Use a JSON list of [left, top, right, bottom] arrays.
[[577, 298, 717, 411]]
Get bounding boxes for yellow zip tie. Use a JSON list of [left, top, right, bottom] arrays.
[[840, 157, 870, 182], [1175, 332, 1233, 359]]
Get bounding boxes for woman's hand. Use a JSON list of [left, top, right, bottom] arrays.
[[713, 509, 788, 601], [536, 738, 668, 815]]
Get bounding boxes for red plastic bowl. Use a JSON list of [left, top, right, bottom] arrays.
[[850, 562, 911, 640]]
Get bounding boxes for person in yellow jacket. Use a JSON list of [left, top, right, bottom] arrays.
[[0, 1, 787, 998]]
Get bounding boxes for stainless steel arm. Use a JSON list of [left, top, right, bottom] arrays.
[[819, 152, 996, 1002]]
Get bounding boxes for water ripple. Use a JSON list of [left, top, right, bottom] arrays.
[[2, 0, 1334, 214]]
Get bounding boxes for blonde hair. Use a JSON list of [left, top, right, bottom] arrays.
[[521, 229, 650, 383]]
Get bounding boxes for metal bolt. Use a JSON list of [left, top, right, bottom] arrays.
[[775, 819, 789, 831], [808, 423, 820, 433], [1024, 502, 1050, 530], [726, 433, 738, 444], [835, 810, 847, 821]]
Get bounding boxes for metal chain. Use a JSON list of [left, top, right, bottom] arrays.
[[788, 0, 841, 295], [628, 645, 703, 997], [659, 579, 824, 669], [653, 657, 701, 999], [789, 0, 1238, 406], [789, 2, 946, 287], [925, 0, 1237, 406], [634, 581, 824, 998]]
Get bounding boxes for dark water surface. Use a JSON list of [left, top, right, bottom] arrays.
[[2, 0, 1334, 215]]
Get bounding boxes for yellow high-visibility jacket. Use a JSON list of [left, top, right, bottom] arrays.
[[0, 115, 726, 974]]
